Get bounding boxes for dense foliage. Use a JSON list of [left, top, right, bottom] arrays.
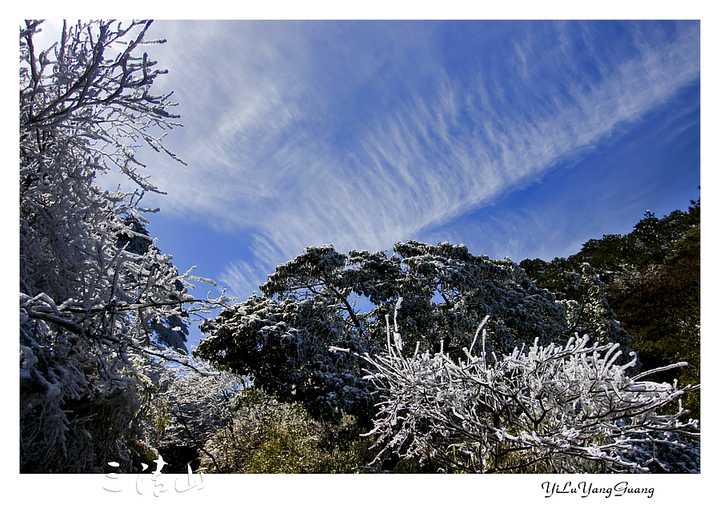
[[197, 240, 630, 427], [20, 19, 699, 474], [198, 388, 374, 473], [19, 20, 226, 472], [521, 200, 700, 420]]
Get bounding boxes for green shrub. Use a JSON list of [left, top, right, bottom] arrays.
[[200, 389, 374, 473]]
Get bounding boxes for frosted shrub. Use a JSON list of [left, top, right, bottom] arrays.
[[336, 300, 699, 473]]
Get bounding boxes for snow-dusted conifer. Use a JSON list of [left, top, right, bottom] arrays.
[[199, 240, 630, 429]]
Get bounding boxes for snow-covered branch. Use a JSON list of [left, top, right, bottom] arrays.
[[347, 300, 699, 473], [19, 20, 224, 472]]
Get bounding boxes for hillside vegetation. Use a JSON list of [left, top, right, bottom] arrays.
[[185, 201, 700, 473], [521, 198, 700, 422], [19, 20, 700, 474]]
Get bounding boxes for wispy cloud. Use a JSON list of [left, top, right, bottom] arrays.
[[125, 21, 698, 297]]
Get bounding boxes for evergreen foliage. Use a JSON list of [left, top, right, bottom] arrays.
[[521, 199, 700, 421], [197, 292, 377, 426], [199, 388, 374, 473], [197, 241, 625, 427]]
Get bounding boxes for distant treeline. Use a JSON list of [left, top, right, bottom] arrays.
[[521, 197, 700, 421]]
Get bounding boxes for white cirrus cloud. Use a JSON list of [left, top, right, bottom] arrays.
[[111, 21, 698, 298]]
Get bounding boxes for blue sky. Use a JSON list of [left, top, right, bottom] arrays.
[[31, 19, 701, 349], [9, 8, 718, 510], [121, 20, 701, 348]]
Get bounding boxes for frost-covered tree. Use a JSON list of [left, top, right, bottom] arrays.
[[341, 301, 699, 473], [20, 20, 227, 472], [197, 293, 378, 425], [386, 241, 577, 356], [116, 216, 191, 355], [197, 240, 625, 428]]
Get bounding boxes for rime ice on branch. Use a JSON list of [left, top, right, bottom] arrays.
[[20, 20, 229, 472], [345, 300, 699, 473]]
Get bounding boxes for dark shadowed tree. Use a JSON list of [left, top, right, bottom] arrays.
[[196, 240, 628, 427]]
